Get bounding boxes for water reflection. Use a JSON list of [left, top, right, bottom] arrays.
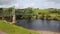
[[16, 19, 60, 32], [58, 21, 60, 32]]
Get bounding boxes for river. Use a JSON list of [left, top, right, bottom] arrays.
[[16, 19, 60, 34]]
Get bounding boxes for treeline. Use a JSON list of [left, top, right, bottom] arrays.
[[0, 7, 60, 20]]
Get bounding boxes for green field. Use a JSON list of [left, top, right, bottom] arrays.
[[0, 20, 38, 34]]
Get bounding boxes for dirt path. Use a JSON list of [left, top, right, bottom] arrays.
[[36, 30, 60, 34], [0, 31, 6, 34]]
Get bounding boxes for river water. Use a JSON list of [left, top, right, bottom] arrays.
[[16, 19, 60, 32]]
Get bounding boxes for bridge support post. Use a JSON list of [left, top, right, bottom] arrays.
[[12, 7, 16, 24]]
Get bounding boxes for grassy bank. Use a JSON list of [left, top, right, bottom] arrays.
[[0, 20, 38, 34], [18, 13, 60, 20]]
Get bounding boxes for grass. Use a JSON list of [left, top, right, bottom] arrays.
[[0, 20, 38, 34], [50, 14, 60, 18]]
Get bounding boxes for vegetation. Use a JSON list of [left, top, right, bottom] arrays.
[[0, 7, 60, 34], [15, 8, 60, 20], [0, 8, 60, 20], [0, 20, 38, 34]]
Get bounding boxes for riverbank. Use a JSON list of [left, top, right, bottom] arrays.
[[29, 30, 60, 34], [36, 30, 60, 34], [0, 31, 6, 34], [0, 20, 38, 34], [19, 13, 60, 21]]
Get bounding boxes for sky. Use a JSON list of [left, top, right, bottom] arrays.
[[0, 0, 60, 9]]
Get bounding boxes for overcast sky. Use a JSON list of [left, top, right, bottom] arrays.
[[0, 0, 60, 9]]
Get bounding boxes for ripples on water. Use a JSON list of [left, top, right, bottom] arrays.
[[16, 19, 60, 32]]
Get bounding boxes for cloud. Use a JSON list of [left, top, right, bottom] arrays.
[[47, 0, 60, 3], [0, 0, 17, 5], [16, 0, 60, 9], [15, 0, 36, 8], [0, 0, 60, 8]]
